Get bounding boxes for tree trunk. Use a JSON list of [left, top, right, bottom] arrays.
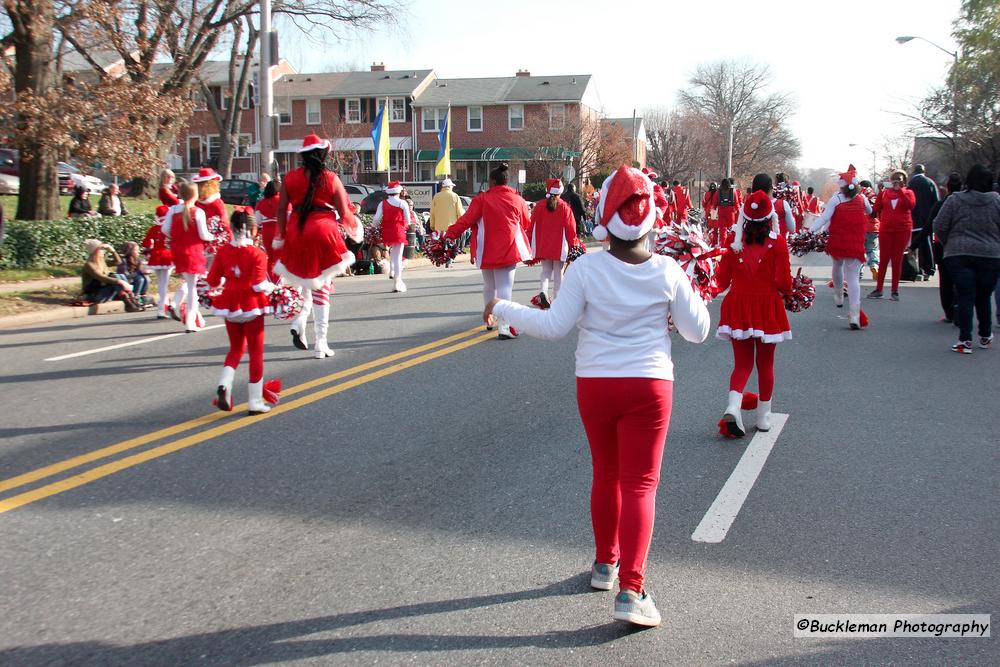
[[9, 0, 60, 220], [217, 132, 234, 178]]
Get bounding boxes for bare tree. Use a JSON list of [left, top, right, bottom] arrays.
[[642, 107, 711, 182], [678, 60, 801, 184], [517, 112, 632, 186]]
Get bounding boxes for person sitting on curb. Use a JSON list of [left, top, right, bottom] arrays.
[[116, 241, 151, 307], [81, 239, 141, 311]]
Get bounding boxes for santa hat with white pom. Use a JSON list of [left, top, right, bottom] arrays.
[[731, 190, 781, 249], [838, 164, 859, 192], [545, 178, 564, 196], [591, 165, 656, 242]]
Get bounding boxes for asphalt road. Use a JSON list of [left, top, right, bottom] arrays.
[[0, 253, 997, 666]]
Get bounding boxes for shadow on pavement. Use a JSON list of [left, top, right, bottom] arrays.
[[0, 573, 642, 666]]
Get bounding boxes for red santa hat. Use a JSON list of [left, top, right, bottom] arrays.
[[592, 165, 656, 242], [155, 204, 170, 221], [641, 167, 659, 181], [385, 180, 402, 195], [297, 134, 331, 153], [652, 183, 669, 219], [838, 164, 859, 191], [546, 178, 564, 196], [191, 167, 222, 183], [731, 190, 780, 249]]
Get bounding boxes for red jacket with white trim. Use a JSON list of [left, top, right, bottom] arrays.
[[445, 185, 533, 269]]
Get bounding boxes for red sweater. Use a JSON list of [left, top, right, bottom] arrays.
[[873, 187, 916, 232]]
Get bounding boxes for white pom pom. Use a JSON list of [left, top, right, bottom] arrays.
[[750, 202, 758, 210], [592, 225, 608, 242]]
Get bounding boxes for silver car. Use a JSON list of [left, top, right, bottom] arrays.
[[0, 173, 18, 195]]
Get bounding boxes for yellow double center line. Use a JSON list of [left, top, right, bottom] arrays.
[[0, 326, 495, 515]]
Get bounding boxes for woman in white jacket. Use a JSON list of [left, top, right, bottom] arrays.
[[485, 165, 710, 628]]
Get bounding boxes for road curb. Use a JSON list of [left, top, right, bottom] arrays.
[[0, 301, 125, 330]]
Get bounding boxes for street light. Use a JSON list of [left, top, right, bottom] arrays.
[[896, 35, 960, 152], [849, 143, 877, 183]]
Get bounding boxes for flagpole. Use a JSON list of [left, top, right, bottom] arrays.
[[385, 96, 391, 185]]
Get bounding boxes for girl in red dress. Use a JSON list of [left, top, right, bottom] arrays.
[[206, 209, 275, 415], [372, 181, 412, 293], [274, 134, 361, 358], [254, 180, 282, 279], [715, 190, 793, 437], [142, 204, 174, 319], [192, 168, 231, 242], [163, 182, 214, 332], [528, 178, 578, 308], [807, 165, 872, 328], [158, 169, 179, 207]]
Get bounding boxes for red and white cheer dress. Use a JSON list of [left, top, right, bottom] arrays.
[[207, 239, 275, 322], [715, 234, 794, 343]]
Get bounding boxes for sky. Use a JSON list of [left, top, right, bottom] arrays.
[[278, 0, 961, 177]]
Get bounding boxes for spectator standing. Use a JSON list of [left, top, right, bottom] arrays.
[[98, 184, 130, 217], [248, 173, 271, 206], [563, 182, 587, 236], [932, 164, 1000, 353], [81, 239, 141, 310], [908, 164, 940, 280], [870, 170, 915, 300], [928, 173, 962, 323], [859, 181, 880, 282], [429, 178, 465, 266], [116, 241, 150, 306], [68, 186, 97, 219]]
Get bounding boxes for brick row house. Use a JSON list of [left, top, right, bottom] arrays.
[[172, 63, 645, 193]]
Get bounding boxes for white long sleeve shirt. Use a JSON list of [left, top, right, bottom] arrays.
[[492, 251, 711, 380]]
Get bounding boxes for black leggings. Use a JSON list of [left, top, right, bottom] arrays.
[[85, 283, 123, 304]]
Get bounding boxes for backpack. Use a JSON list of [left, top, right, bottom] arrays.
[[718, 188, 734, 207]]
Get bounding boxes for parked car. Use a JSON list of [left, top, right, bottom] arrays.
[[342, 183, 373, 206], [58, 162, 106, 195], [0, 149, 17, 178], [460, 196, 472, 209], [0, 173, 19, 195], [360, 190, 388, 214], [219, 178, 255, 205]]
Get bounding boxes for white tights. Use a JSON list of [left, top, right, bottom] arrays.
[[154, 267, 172, 313], [482, 266, 516, 306], [831, 258, 863, 306], [539, 260, 564, 298], [389, 243, 405, 281]]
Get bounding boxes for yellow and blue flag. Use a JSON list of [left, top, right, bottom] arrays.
[[371, 98, 390, 172], [434, 106, 451, 178]]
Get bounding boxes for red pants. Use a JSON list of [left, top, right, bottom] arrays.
[[729, 338, 776, 401], [576, 377, 673, 593], [707, 226, 733, 249], [224, 317, 265, 383], [877, 228, 911, 293]]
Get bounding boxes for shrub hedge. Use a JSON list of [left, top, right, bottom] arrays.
[[0, 215, 157, 269]]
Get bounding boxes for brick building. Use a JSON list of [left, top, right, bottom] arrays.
[[602, 117, 647, 169]]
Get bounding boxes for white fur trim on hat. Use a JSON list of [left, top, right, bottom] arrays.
[[385, 183, 402, 195], [548, 185, 564, 196], [593, 168, 656, 242]]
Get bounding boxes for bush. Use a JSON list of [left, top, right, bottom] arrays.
[[520, 182, 546, 203], [0, 214, 156, 269]]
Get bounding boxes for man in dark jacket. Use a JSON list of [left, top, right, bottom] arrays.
[[908, 164, 940, 279], [563, 182, 586, 236]]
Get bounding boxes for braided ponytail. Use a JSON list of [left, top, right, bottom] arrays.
[[299, 147, 329, 231]]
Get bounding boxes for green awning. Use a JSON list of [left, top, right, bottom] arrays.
[[414, 147, 537, 162]]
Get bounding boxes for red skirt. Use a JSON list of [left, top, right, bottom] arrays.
[[717, 291, 791, 343], [381, 219, 407, 246], [172, 241, 207, 275], [211, 285, 273, 322], [275, 211, 353, 289], [147, 247, 173, 269]]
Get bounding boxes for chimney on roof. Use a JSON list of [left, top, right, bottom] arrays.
[[515, 69, 530, 77], [371, 62, 386, 72]]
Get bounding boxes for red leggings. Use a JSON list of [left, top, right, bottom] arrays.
[[877, 229, 911, 293], [729, 338, 776, 401], [224, 317, 265, 383], [576, 377, 673, 593]]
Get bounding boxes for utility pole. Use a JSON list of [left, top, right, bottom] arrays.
[[259, 0, 276, 177], [725, 120, 734, 180]]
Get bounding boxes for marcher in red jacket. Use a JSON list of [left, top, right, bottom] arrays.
[[870, 170, 916, 299], [715, 190, 793, 438], [206, 208, 276, 415], [705, 179, 742, 247], [445, 163, 532, 339], [528, 178, 578, 308], [671, 181, 692, 221]]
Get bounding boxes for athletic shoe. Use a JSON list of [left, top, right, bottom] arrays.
[[890, 292, 900, 301], [867, 290, 883, 299], [498, 326, 519, 340], [951, 341, 973, 354], [613, 589, 661, 627], [978, 335, 993, 349], [590, 562, 619, 591], [530, 292, 551, 310], [290, 328, 308, 350]]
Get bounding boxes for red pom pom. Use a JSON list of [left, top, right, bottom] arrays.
[[784, 268, 816, 312], [653, 221, 722, 303], [421, 233, 459, 267], [262, 378, 282, 405], [859, 309, 869, 328], [717, 418, 740, 438], [741, 392, 759, 410], [269, 285, 304, 321], [566, 241, 587, 263]]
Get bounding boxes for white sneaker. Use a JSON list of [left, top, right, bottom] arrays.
[[613, 589, 661, 627], [590, 562, 619, 591]]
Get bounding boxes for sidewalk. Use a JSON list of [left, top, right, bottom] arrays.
[[0, 276, 79, 294]]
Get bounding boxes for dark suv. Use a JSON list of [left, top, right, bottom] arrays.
[[219, 178, 256, 205]]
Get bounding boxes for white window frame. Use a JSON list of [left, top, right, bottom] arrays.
[[275, 99, 292, 125], [235, 134, 252, 158], [390, 97, 407, 123], [467, 106, 483, 132], [346, 98, 362, 124], [306, 98, 321, 125], [421, 107, 446, 132], [548, 103, 565, 130], [508, 104, 524, 131], [206, 134, 222, 161], [192, 91, 207, 112]]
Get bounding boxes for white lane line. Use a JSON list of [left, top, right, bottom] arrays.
[[44, 324, 225, 362], [692, 413, 789, 543]]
